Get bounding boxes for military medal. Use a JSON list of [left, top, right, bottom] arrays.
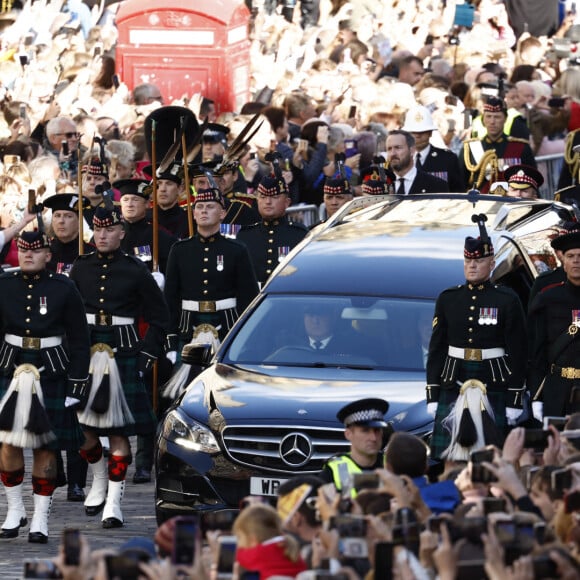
[[478, 307, 498, 325], [570, 310, 580, 335], [217, 255, 224, 271], [56, 262, 72, 276], [134, 245, 152, 262], [39, 297, 47, 315], [278, 246, 290, 262]]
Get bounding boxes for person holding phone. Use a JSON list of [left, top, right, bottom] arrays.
[[529, 228, 580, 419], [427, 214, 528, 461], [0, 231, 90, 542]]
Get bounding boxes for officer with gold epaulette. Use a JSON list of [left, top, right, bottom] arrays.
[[236, 174, 308, 288], [528, 227, 580, 419], [69, 205, 170, 529], [427, 214, 528, 462], [0, 231, 90, 543], [459, 97, 536, 193], [319, 398, 389, 497]]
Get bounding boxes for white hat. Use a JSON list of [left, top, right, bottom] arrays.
[[402, 106, 437, 132]]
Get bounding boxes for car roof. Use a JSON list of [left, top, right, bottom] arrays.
[[266, 194, 571, 299]]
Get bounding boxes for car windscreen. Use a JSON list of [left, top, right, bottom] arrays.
[[223, 295, 435, 371]]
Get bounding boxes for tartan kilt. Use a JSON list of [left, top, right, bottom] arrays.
[[430, 359, 507, 460], [0, 351, 84, 452], [81, 331, 156, 438]]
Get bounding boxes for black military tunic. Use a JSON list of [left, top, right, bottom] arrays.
[[164, 232, 259, 343], [236, 216, 308, 287], [528, 281, 580, 416], [148, 205, 190, 240], [0, 270, 90, 450], [427, 280, 527, 458], [120, 218, 177, 274], [459, 134, 537, 192], [223, 192, 260, 225], [528, 267, 566, 309], [47, 236, 89, 276], [70, 250, 170, 435]]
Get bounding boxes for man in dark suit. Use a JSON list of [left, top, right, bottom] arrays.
[[385, 130, 448, 195], [402, 106, 465, 192]]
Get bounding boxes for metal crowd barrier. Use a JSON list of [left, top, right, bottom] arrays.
[[536, 153, 564, 200], [286, 204, 319, 228]]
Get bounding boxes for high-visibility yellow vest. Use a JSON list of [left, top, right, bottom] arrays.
[[471, 109, 523, 139]]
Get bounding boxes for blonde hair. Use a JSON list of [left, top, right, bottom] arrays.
[[233, 504, 301, 562]]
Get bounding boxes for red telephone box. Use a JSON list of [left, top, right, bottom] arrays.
[[115, 0, 251, 114]]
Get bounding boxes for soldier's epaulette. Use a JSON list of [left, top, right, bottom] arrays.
[[442, 284, 463, 294], [507, 137, 530, 144], [232, 192, 256, 207], [288, 221, 308, 231]]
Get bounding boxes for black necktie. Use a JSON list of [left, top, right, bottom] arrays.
[[396, 178, 405, 195], [415, 153, 422, 170]]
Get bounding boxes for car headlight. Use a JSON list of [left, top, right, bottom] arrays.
[[161, 409, 220, 454]]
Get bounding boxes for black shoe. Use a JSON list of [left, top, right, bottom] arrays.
[[0, 517, 27, 539], [85, 502, 105, 517], [28, 531, 48, 544], [67, 484, 85, 502], [133, 468, 151, 484], [102, 517, 123, 529]]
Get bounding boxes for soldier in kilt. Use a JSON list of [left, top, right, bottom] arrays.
[[426, 214, 527, 462], [69, 205, 170, 528], [0, 231, 90, 543], [163, 187, 259, 401]]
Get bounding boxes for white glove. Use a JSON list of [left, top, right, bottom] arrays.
[[65, 396, 80, 408], [506, 407, 520, 426], [166, 351, 177, 365], [152, 271, 165, 290], [427, 402, 437, 417], [532, 401, 543, 422]]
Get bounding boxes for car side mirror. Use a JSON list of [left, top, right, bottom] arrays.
[[181, 343, 213, 367]]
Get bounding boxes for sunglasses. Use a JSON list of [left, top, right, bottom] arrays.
[[55, 132, 80, 139]]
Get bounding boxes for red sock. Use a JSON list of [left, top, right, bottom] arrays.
[[79, 442, 103, 464], [32, 476, 56, 496], [0, 468, 24, 487], [108, 454, 131, 482]]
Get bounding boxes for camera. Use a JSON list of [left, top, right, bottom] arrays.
[[565, 489, 580, 513], [201, 509, 238, 534], [471, 463, 497, 484], [63, 528, 80, 567], [217, 536, 237, 580], [482, 497, 506, 515], [22, 560, 63, 579], [332, 515, 368, 558], [104, 555, 141, 580], [551, 468, 572, 499], [523, 429, 550, 451], [172, 516, 198, 566], [544, 416, 567, 431], [352, 472, 379, 492], [470, 446, 494, 464]]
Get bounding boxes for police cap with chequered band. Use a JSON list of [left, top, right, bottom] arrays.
[[337, 398, 389, 427]]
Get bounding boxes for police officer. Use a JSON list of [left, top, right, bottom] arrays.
[[142, 163, 190, 240], [164, 186, 259, 353], [528, 228, 580, 418], [70, 205, 170, 528], [459, 97, 536, 193], [44, 193, 92, 502], [426, 215, 527, 461], [319, 398, 389, 495], [236, 174, 307, 288], [0, 231, 90, 542], [117, 179, 177, 276]]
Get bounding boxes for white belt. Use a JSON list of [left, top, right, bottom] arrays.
[[448, 346, 505, 361], [86, 313, 135, 326], [5, 334, 62, 350], [181, 298, 237, 313]]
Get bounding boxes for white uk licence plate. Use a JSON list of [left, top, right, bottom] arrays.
[[249, 477, 288, 496]]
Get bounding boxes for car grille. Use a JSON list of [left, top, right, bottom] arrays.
[[222, 425, 351, 475]]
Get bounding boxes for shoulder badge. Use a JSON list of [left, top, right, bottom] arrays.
[[507, 137, 529, 144]]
